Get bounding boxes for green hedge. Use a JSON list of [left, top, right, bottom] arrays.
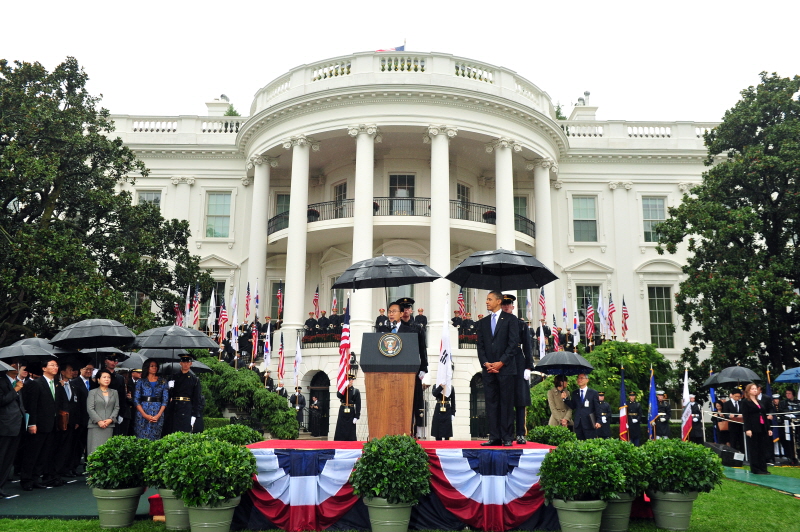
[[203, 417, 230, 430]]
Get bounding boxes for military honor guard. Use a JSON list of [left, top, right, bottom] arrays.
[[414, 308, 428, 330], [304, 312, 319, 336], [596, 391, 612, 438], [334, 375, 360, 441], [779, 389, 799, 465], [290, 387, 306, 430], [655, 391, 671, 439], [626, 391, 642, 445], [163, 355, 202, 435], [430, 384, 456, 441], [688, 393, 704, 444], [375, 309, 391, 333]]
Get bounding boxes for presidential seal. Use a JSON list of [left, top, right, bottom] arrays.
[[378, 333, 402, 357]]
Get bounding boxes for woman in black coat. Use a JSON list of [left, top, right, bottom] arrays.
[[741, 382, 773, 474]]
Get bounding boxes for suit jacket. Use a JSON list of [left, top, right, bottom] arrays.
[[476, 312, 519, 374], [70, 377, 91, 427], [741, 398, 770, 434], [26, 376, 60, 433], [563, 387, 601, 431], [0, 376, 25, 437], [548, 387, 573, 426], [398, 319, 428, 373], [56, 379, 81, 428], [87, 388, 120, 430]]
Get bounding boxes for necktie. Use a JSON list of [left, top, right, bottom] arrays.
[[580, 389, 585, 403], [49, 379, 55, 399], [65, 383, 71, 401], [85, 379, 90, 391], [391, 322, 398, 333], [491, 313, 497, 335]]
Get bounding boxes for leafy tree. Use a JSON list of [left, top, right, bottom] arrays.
[[657, 73, 800, 373], [0, 57, 213, 344], [224, 104, 240, 116], [554, 102, 567, 120]]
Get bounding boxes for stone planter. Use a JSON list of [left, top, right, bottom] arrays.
[[600, 492, 635, 532], [647, 490, 698, 531], [551, 498, 607, 532], [92, 486, 145, 529], [159, 487, 190, 530], [363, 497, 415, 532], [187, 496, 241, 532]]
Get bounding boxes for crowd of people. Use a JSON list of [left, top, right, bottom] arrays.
[[0, 352, 203, 495]]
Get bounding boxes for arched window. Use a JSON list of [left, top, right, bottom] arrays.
[[309, 371, 331, 437], [469, 373, 487, 438]]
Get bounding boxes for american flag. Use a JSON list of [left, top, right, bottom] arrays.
[[376, 44, 405, 51], [191, 284, 201, 329], [619, 366, 629, 441], [539, 287, 546, 322], [313, 285, 320, 318], [230, 288, 239, 351], [457, 288, 466, 318], [245, 282, 251, 322], [621, 296, 630, 339], [263, 321, 271, 368], [173, 302, 183, 326], [218, 298, 228, 344], [277, 281, 284, 319], [585, 296, 595, 340], [277, 332, 285, 381], [552, 314, 560, 351], [337, 300, 351, 395], [251, 322, 258, 358], [607, 293, 617, 335], [184, 285, 191, 326]]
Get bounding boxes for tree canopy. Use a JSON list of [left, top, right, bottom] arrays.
[[0, 57, 213, 345], [657, 72, 800, 374]]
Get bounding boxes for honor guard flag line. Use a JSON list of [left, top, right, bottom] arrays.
[[585, 296, 595, 342], [245, 282, 251, 322], [191, 283, 201, 329], [607, 292, 617, 336], [681, 367, 692, 441], [264, 321, 271, 368], [538, 287, 546, 322], [619, 366, 629, 441], [313, 285, 320, 319], [551, 315, 560, 351], [337, 300, 351, 395], [294, 335, 303, 388], [572, 310, 580, 347], [457, 288, 466, 318], [648, 366, 658, 440], [438, 296, 453, 397], [278, 332, 285, 381], [621, 296, 630, 340], [207, 287, 216, 333], [184, 285, 191, 326], [218, 297, 228, 346], [231, 287, 239, 351]]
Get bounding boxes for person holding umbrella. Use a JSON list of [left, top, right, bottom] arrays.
[[500, 294, 534, 444], [392, 298, 429, 437], [723, 389, 745, 451], [477, 290, 520, 446], [163, 355, 202, 435], [548, 375, 572, 429]]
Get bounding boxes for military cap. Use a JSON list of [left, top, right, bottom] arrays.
[[656, 390, 665, 395], [501, 294, 517, 304], [396, 297, 415, 309], [179, 354, 194, 362]]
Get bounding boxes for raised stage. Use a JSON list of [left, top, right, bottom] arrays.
[[233, 440, 560, 532]]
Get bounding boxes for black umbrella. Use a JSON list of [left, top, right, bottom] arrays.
[[445, 249, 558, 290], [116, 353, 148, 371], [0, 358, 17, 371], [535, 351, 594, 376], [704, 366, 761, 387], [134, 348, 190, 362], [331, 255, 441, 290], [159, 360, 212, 375], [81, 347, 129, 361], [0, 344, 57, 360], [50, 319, 135, 350], [12, 337, 79, 357], [132, 326, 218, 350]]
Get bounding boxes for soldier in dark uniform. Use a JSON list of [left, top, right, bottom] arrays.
[[334, 375, 360, 441], [329, 309, 341, 334], [500, 294, 534, 444], [779, 389, 799, 465], [461, 313, 475, 335], [597, 392, 612, 438], [163, 355, 202, 435], [264, 370, 275, 392], [627, 391, 642, 446], [375, 309, 391, 333], [688, 394, 704, 444], [394, 297, 428, 437], [317, 311, 330, 334], [451, 311, 463, 330], [414, 308, 428, 331], [290, 387, 306, 430], [304, 312, 318, 337], [656, 391, 671, 439], [430, 384, 456, 440], [274, 381, 289, 399]]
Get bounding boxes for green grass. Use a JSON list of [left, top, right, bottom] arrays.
[[0, 476, 797, 532], [735, 464, 800, 479]]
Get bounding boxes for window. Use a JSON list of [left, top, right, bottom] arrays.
[[515, 289, 529, 321], [206, 192, 231, 238], [573, 196, 598, 242], [276, 194, 291, 214], [456, 183, 470, 220], [138, 191, 161, 206], [270, 281, 284, 322], [200, 281, 227, 325], [390, 174, 415, 198], [387, 285, 414, 306], [576, 285, 601, 342], [514, 196, 528, 232], [648, 286, 675, 348], [333, 182, 347, 219], [128, 291, 149, 317], [642, 197, 666, 242], [330, 276, 346, 314]]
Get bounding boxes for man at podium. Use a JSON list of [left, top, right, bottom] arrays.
[[388, 298, 428, 437]]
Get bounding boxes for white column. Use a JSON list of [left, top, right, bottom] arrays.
[[247, 155, 278, 318], [282, 135, 318, 331], [425, 125, 457, 361], [486, 138, 521, 251], [529, 159, 556, 271], [348, 125, 381, 346]]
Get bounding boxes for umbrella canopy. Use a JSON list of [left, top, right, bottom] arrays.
[[12, 337, 79, 357], [703, 366, 761, 388], [81, 347, 129, 361], [535, 351, 594, 376], [134, 348, 190, 362], [159, 360, 212, 375], [0, 344, 57, 361], [774, 367, 800, 384], [132, 326, 218, 350], [116, 353, 148, 371], [0, 359, 16, 371], [50, 319, 135, 350], [331, 255, 441, 290], [445, 249, 558, 291]]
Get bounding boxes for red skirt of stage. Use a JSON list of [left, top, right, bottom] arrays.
[[233, 440, 560, 532]]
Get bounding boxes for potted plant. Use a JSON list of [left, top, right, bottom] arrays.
[[205, 423, 263, 446], [143, 432, 203, 530], [349, 434, 431, 532], [598, 440, 651, 532], [538, 439, 625, 532], [307, 208, 320, 222], [527, 425, 577, 447], [163, 437, 257, 532], [482, 210, 496, 223], [642, 439, 723, 531], [86, 435, 152, 529]]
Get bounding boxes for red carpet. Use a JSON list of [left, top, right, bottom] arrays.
[[249, 439, 554, 450]]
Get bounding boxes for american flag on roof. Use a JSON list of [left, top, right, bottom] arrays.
[[376, 45, 405, 52]]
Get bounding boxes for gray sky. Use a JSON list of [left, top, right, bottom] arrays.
[[4, 0, 798, 123]]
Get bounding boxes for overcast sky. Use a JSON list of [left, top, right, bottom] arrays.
[[4, 1, 798, 123]]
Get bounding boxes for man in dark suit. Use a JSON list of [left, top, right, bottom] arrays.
[[0, 359, 26, 497], [54, 362, 81, 478], [500, 294, 534, 444], [477, 290, 520, 446], [723, 389, 744, 451], [21, 357, 63, 490], [562, 373, 602, 440], [69, 363, 93, 475]]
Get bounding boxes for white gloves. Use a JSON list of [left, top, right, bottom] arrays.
[[451, 416, 455, 423], [117, 416, 123, 424], [419, 371, 426, 380], [523, 369, 531, 381], [631, 419, 638, 423], [191, 416, 196, 427], [353, 418, 358, 424], [168, 381, 174, 389], [296, 406, 300, 410]]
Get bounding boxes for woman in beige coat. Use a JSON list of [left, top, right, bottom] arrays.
[[547, 375, 573, 427], [87, 369, 120, 455]]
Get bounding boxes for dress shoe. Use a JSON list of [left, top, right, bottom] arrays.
[[24, 482, 47, 490], [516, 436, 527, 444], [44, 478, 64, 487], [481, 440, 502, 446], [0, 491, 9, 498], [503, 440, 513, 446]]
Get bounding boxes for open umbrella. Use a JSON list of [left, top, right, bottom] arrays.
[[703, 366, 761, 388], [12, 337, 79, 357], [534, 351, 594, 376], [81, 347, 129, 361], [445, 249, 558, 290], [132, 326, 218, 350], [134, 348, 190, 362], [774, 367, 800, 384], [159, 360, 212, 375], [117, 353, 148, 371], [50, 319, 135, 350], [0, 344, 56, 361], [0, 359, 17, 371], [332, 255, 441, 290]]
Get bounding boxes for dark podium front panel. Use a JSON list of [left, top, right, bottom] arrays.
[[359, 332, 420, 373]]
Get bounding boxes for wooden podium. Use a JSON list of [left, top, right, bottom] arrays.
[[359, 332, 420, 440]]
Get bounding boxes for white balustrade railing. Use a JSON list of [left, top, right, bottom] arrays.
[[695, 126, 713, 138], [201, 118, 245, 134], [380, 56, 426, 73], [515, 78, 542, 105], [132, 120, 177, 133], [628, 125, 671, 138], [268, 76, 291, 100], [454, 60, 494, 83], [561, 123, 604, 137], [311, 60, 352, 81]]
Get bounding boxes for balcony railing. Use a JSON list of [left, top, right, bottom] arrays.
[[267, 198, 536, 237], [297, 328, 341, 348]]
